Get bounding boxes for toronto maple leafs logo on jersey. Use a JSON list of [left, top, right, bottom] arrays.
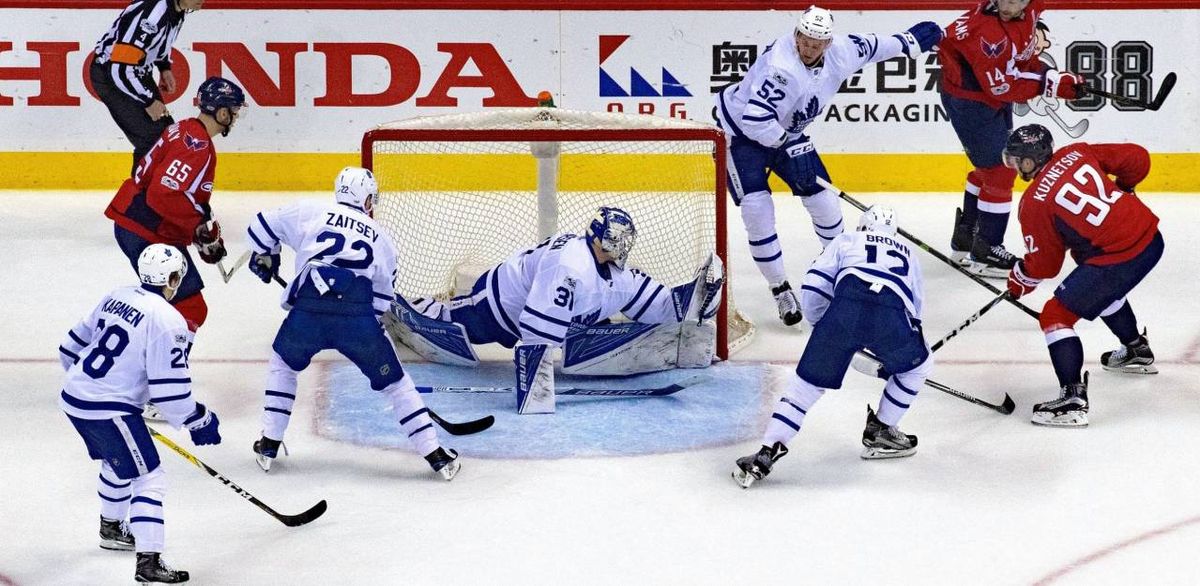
[[787, 96, 822, 133], [980, 36, 1008, 59]]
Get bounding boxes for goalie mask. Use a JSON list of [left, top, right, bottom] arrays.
[[1003, 124, 1054, 181], [588, 206, 637, 269], [138, 244, 188, 288], [334, 166, 379, 215], [857, 205, 898, 236]]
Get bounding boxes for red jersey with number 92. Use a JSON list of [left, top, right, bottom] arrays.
[[1016, 143, 1158, 280], [105, 118, 217, 247]]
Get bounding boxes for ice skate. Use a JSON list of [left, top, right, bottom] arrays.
[[252, 436, 285, 473], [99, 516, 134, 551], [950, 208, 974, 263], [425, 447, 460, 481], [1101, 331, 1157, 375], [732, 442, 788, 488], [861, 406, 917, 459], [770, 281, 803, 326], [1032, 372, 1089, 427], [961, 237, 1017, 279], [135, 552, 189, 584]]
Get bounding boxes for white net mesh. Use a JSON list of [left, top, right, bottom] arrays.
[[366, 108, 753, 357]]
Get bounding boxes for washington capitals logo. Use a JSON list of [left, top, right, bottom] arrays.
[[980, 36, 1008, 59], [184, 134, 208, 151]]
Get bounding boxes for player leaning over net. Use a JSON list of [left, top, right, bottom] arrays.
[[714, 6, 943, 326], [58, 244, 221, 584], [390, 207, 724, 414], [733, 206, 932, 488], [244, 167, 461, 480], [1002, 125, 1162, 427]]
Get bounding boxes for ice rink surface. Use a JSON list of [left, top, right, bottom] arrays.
[[2, 191, 1197, 585]]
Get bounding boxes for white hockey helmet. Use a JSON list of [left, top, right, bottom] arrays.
[[334, 166, 379, 214], [857, 205, 898, 236], [138, 243, 188, 288], [796, 6, 835, 41]]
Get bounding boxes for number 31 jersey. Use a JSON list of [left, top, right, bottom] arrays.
[[1016, 143, 1158, 280], [59, 285, 199, 427]]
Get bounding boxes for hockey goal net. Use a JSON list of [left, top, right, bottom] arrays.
[[363, 108, 753, 359]]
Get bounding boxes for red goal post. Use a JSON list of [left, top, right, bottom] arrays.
[[361, 108, 754, 359]]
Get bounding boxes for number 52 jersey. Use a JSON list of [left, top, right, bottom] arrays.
[[59, 285, 199, 427], [1016, 143, 1159, 280]]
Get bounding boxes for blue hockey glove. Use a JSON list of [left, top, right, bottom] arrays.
[[895, 21, 944, 57], [186, 403, 222, 446], [249, 252, 280, 284]]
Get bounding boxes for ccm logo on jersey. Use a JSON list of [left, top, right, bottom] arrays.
[[200, 182, 213, 192]]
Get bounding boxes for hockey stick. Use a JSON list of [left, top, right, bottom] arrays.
[[147, 428, 327, 527], [857, 350, 1015, 415], [417, 374, 711, 397], [270, 275, 494, 436], [929, 291, 1010, 353], [216, 251, 251, 283], [816, 177, 1040, 320], [1079, 72, 1176, 111]]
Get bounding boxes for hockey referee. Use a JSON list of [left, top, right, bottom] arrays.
[[91, 0, 205, 174]]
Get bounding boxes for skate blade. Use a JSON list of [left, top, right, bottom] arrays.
[[255, 455, 274, 473], [950, 250, 969, 263], [1031, 412, 1089, 427], [100, 540, 134, 551], [438, 460, 461, 481], [961, 263, 1009, 279], [860, 446, 917, 460], [134, 579, 189, 585], [1102, 364, 1158, 375], [731, 468, 756, 489]]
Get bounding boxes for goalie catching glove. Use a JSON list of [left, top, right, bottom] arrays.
[[673, 251, 725, 325], [194, 219, 227, 264]]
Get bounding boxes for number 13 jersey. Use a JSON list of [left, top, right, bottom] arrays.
[[1016, 143, 1158, 280]]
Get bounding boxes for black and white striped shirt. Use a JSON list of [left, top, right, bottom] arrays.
[[93, 0, 186, 105]]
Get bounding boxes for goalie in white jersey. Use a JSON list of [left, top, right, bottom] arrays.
[[59, 243, 221, 584], [244, 167, 460, 480], [715, 6, 942, 326], [733, 206, 933, 488], [391, 207, 724, 414]]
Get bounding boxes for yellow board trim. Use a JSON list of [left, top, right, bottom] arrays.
[[1, 152, 1196, 192]]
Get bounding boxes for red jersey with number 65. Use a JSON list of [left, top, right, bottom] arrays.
[[1016, 143, 1157, 280], [105, 118, 217, 247]]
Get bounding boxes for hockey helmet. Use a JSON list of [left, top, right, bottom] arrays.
[[857, 205, 898, 236], [1004, 124, 1055, 180], [197, 76, 246, 116], [335, 166, 379, 214], [138, 244, 188, 288], [588, 206, 637, 269], [796, 6, 834, 41]]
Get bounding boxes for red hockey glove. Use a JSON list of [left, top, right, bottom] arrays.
[[1044, 70, 1083, 100], [1006, 261, 1041, 299], [194, 220, 227, 264]]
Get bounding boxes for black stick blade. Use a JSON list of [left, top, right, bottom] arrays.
[[279, 499, 328, 527], [998, 394, 1017, 415], [1149, 72, 1177, 111], [429, 410, 496, 436]]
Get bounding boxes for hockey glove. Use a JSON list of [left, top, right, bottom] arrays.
[[895, 21, 944, 58], [194, 220, 227, 264], [249, 252, 280, 284], [185, 403, 222, 446], [1044, 70, 1083, 100], [1006, 261, 1041, 299]]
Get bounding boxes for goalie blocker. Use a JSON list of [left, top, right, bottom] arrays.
[[386, 217, 720, 415]]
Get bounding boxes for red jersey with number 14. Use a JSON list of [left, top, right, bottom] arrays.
[[939, 0, 1046, 109], [105, 118, 217, 247], [1016, 143, 1157, 280]]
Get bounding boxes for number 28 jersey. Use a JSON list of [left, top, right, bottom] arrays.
[[1016, 143, 1158, 280], [59, 285, 198, 427]]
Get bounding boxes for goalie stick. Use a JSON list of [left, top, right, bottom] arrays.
[[817, 177, 1041, 321], [270, 276, 495, 436], [417, 374, 711, 397], [1079, 72, 1176, 112], [148, 428, 327, 527]]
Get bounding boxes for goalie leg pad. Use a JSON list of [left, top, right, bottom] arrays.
[[515, 343, 555, 414], [385, 297, 479, 367]]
